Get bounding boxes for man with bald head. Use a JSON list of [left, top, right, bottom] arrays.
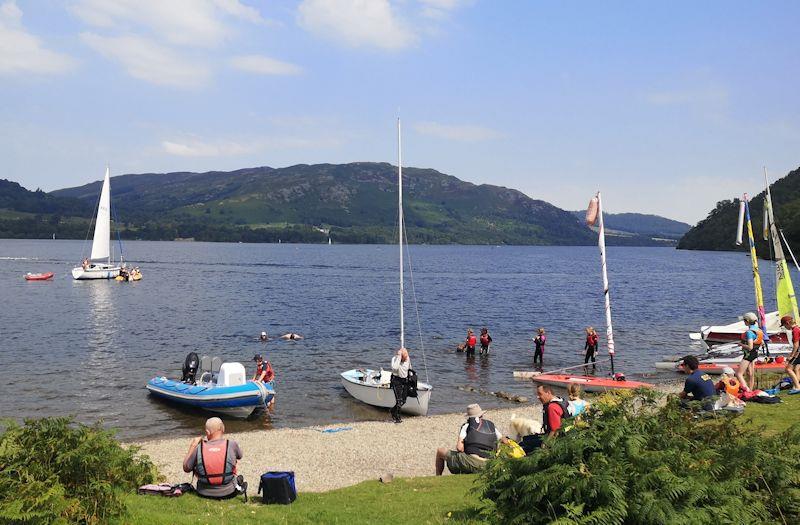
[[183, 417, 246, 499]]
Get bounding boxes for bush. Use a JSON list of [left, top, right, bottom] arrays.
[[478, 390, 800, 524], [0, 417, 157, 524]]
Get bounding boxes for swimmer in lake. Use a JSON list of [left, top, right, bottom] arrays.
[[280, 333, 303, 341]]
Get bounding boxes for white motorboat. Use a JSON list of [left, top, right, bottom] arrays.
[[340, 119, 433, 416], [72, 167, 123, 280], [341, 369, 432, 416]]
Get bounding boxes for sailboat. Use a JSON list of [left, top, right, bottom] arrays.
[[340, 119, 433, 416], [71, 167, 123, 280], [533, 192, 652, 392]]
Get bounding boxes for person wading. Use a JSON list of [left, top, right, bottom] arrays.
[[464, 329, 477, 357], [584, 327, 599, 369], [533, 328, 546, 365], [479, 328, 492, 356], [390, 348, 411, 423]]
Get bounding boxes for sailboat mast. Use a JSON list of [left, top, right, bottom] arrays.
[[398, 118, 405, 350], [596, 192, 615, 368], [742, 194, 770, 340], [763, 167, 799, 321]]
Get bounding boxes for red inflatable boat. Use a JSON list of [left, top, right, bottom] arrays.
[[24, 272, 54, 281]]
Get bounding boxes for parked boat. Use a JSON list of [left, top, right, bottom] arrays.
[[533, 192, 653, 392], [340, 369, 432, 416], [340, 119, 433, 415], [147, 361, 273, 418], [72, 167, 124, 280], [24, 272, 54, 281], [685, 359, 786, 375], [655, 341, 792, 372]]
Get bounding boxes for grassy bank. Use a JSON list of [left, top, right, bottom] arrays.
[[121, 475, 481, 524]]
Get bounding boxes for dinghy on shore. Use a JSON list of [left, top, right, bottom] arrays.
[[341, 369, 432, 416], [533, 374, 653, 393], [147, 361, 273, 418]]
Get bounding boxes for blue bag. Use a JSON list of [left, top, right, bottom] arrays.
[[257, 471, 296, 504]]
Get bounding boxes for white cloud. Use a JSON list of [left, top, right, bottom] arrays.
[[414, 121, 501, 142], [0, 1, 76, 75], [162, 135, 343, 157], [81, 33, 210, 88], [230, 55, 302, 76], [298, 0, 415, 50], [71, 0, 265, 47], [418, 0, 471, 19]]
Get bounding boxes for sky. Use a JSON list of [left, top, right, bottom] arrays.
[[1, 0, 798, 224]]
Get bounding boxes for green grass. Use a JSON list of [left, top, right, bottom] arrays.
[[739, 387, 800, 435], [121, 475, 483, 525]]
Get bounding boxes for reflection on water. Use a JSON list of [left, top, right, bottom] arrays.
[[1, 239, 797, 440]]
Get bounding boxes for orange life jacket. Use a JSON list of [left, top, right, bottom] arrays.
[[196, 440, 236, 486], [741, 328, 764, 347], [467, 335, 477, 347], [721, 377, 741, 398]]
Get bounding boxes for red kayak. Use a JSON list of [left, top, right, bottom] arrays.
[[24, 272, 54, 281], [532, 374, 653, 393]]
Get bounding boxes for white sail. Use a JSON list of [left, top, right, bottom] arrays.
[[90, 167, 112, 262], [595, 192, 615, 356]]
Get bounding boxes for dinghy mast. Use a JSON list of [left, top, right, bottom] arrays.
[[398, 118, 405, 350], [763, 167, 799, 321], [737, 194, 770, 342], [586, 192, 615, 373]]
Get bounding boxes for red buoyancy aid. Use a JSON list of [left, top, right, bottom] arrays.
[[468, 335, 477, 347], [741, 328, 764, 347], [257, 361, 274, 382], [587, 333, 598, 346], [480, 333, 490, 346], [196, 440, 236, 486]]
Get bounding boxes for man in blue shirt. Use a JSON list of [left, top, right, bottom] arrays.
[[679, 355, 716, 409]]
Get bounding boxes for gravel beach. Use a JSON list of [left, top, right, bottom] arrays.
[[135, 405, 534, 492], [135, 381, 683, 493]]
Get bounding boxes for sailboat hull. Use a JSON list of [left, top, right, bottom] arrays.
[[697, 311, 788, 346], [72, 264, 121, 280], [341, 369, 432, 416], [532, 374, 653, 393]]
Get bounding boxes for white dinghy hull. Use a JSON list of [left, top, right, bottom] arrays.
[[341, 369, 432, 416]]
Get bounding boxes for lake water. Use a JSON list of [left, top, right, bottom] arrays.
[[0, 240, 789, 440]]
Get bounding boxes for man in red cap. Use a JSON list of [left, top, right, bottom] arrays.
[[780, 315, 800, 393]]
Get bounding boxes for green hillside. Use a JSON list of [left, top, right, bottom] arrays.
[[677, 166, 800, 253], [0, 179, 93, 239], [52, 162, 596, 245], [570, 210, 691, 245]]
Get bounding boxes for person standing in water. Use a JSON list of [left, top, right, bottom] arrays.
[[390, 348, 411, 423], [533, 328, 546, 365], [463, 329, 477, 357], [584, 327, 599, 369], [479, 328, 492, 356]]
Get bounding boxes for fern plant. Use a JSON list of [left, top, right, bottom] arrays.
[[0, 417, 157, 524], [478, 390, 800, 524]]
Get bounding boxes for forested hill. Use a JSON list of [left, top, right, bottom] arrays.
[[570, 210, 691, 243], [51, 163, 596, 245], [0, 179, 90, 217], [677, 166, 800, 252]]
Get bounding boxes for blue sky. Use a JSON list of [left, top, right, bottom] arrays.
[[1, 0, 798, 223]]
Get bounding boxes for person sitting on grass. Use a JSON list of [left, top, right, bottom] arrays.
[[567, 383, 588, 416], [435, 404, 508, 475], [519, 384, 569, 454], [679, 355, 716, 410], [183, 417, 247, 500]]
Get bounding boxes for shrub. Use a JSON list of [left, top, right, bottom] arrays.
[[0, 417, 157, 524], [478, 390, 800, 524]]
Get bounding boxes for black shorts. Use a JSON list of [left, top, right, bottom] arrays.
[[743, 349, 759, 362], [789, 354, 800, 367]]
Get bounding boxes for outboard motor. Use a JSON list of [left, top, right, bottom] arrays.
[[182, 352, 200, 384]]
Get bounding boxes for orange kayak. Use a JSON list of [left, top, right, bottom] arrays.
[[24, 272, 54, 281]]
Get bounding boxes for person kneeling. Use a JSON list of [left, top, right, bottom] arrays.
[[519, 385, 568, 454], [435, 404, 507, 475], [183, 417, 247, 500]]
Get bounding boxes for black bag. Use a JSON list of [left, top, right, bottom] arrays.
[[406, 369, 418, 398], [257, 471, 296, 504]]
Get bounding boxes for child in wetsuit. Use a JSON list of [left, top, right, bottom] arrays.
[[533, 328, 546, 365], [584, 327, 598, 367]]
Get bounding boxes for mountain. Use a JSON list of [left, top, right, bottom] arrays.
[[0, 179, 93, 239], [677, 166, 800, 253], [569, 210, 691, 245], [51, 163, 596, 245]]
